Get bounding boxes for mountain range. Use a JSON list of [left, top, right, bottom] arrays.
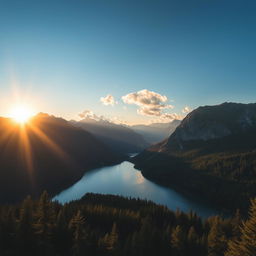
[[134, 102, 256, 211], [131, 119, 181, 144], [1, 102, 255, 211], [0, 112, 179, 203], [71, 118, 149, 154], [0, 113, 122, 203], [71, 117, 181, 154]]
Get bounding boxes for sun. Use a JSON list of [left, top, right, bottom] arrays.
[[10, 105, 34, 124]]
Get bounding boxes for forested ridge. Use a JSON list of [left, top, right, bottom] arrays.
[[0, 192, 256, 256], [134, 146, 256, 212], [134, 103, 256, 211]]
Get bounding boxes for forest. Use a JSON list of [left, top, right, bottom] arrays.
[[134, 129, 256, 212], [0, 192, 255, 256]]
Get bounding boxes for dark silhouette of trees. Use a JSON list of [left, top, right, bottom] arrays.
[[207, 217, 227, 256], [225, 199, 256, 256], [69, 210, 87, 256], [0, 192, 255, 256]]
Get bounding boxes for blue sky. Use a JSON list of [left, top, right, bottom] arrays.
[[0, 0, 255, 124]]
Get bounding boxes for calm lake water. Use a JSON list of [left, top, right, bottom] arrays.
[[54, 161, 221, 218]]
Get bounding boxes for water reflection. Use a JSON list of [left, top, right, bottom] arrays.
[[135, 172, 145, 184], [54, 161, 221, 218]]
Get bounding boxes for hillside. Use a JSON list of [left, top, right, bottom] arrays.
[[0, 113, 122, 203], [0, 191, 251, 256], [71, 118, 149, 154], [134, 103, 256, 211], [131, 119, 181, 144]]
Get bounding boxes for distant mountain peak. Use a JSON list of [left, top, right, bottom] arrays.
[[166, 102, 256, 149], [131, 119, 181, 144], [71, 117, 149, 154]]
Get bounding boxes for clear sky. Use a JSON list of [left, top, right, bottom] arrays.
[[0, 0, 255, 124]]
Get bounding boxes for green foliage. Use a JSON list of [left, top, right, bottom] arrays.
[[0, 192, 255, 256]]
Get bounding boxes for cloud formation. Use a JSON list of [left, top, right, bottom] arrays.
[[182, 106, 192, 114], [78, 110, 101, 120], [122, 89, 177, 120], [100, 94, 116, 106], [78, 109, 127, 125]]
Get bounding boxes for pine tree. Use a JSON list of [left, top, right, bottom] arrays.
[[207, 217, 227, 256], [230, 209, 242, 237], [54, 206, 72, 255], [69, 210, 87, 256], [99, 222, 119, 253], [187, 227, 198, 254], [171, 225, 186, 256], [16, 196, 34, 254], [33, 191, 56, 255], [225, 198, 256, 256]]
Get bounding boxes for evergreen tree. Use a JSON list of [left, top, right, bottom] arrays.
[[0, 192, 248, 256], [54, 206, 72, 255], [230, 209, 242, 237], [33, 191, 56, 255], [171, 225, 186, 256], [187, 226, 200, 255], [69, 210, 87, 256], [225, 199, 256, 256], [207, 217, 227, 256], [99, 222, 119, 254], [16, 196, 34, 254]]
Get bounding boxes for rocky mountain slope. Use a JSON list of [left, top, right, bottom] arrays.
[[134, 103, 256, 211]]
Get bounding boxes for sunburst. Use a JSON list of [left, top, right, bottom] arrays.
[[10, 105, 34, 124]]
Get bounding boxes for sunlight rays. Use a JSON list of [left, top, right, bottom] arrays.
[[28, 122, 69, 160], [10, 105, 33, 124], [18, 124, 35, 184], [1, 115, 74, 189]]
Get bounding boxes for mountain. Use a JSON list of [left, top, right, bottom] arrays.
[[71, 118, 149, 154], [134, 102, 256, 211], [0, 113, 122, 203], [131, 119, 181, 144]]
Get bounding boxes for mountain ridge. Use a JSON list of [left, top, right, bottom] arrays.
[[71, 117, 149, 154], [0, 113, 123, 203], [133, 102, 256, 211], [131, 119, 181, 144]]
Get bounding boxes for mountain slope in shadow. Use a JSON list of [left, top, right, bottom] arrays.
[[0, 113, 123, 203], [131, 119, 181, 144], [71, 118, 149, 154], [134, 102, 256, 211]]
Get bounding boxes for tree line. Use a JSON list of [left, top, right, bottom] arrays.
[[0, 192, 255, 256]]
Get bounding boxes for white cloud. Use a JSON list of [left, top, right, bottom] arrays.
[[150, 113, 183, 123], [122, 89, 177, 120], [100, 94, 117, 106], [78, 110, 104, 121], [182, 106, 192, 114], [109, 116, 128, 125], [78, 109, 127, 125], [78, 110, 94, 119]]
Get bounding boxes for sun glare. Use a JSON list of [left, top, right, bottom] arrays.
[[10, 105, 34, 124]]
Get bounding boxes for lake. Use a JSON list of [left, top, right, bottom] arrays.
[[54, 160, 222, 218]]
